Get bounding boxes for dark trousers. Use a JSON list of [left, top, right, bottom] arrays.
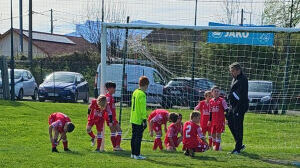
[[131, 123, 144, 156], [228, 108, 246, 151]]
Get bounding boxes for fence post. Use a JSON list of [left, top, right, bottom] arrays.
[[0, 56, 10, 100], [282, 33, 291, 115]]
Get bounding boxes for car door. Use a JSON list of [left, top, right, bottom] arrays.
[[80, 74, 88, 99], [75, 75, 83, 99], [26, 71, 36, 96], [147, 70, 165, 104], [22, 71, 31, 96]]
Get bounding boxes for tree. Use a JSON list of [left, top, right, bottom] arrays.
[[79, 1, 128, 61], [220, 0, 241, 25], [263, 0, 300, 27]]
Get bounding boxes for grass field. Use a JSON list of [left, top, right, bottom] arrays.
[[0, 100, 299, 168]]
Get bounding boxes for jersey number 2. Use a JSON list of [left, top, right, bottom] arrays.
[[186, 125, 191, 138]]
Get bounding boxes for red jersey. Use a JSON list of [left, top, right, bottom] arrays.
[[195, 100, 210, 127], [88, 99, 105, 121], [48, 112, 71, 133], [165, 123, 182, 139], [209, 97, 228, 125], [183, 121, 204, 149], [105, 93, 116, 121], [148, 109, 169, 125]]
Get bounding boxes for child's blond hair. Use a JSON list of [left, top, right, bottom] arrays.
[[97, 95, 107, 108]]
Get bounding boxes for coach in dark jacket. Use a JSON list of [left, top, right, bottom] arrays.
[[227, 62, 249, 154]]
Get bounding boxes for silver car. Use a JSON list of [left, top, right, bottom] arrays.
[[0, 69, 38, 100]]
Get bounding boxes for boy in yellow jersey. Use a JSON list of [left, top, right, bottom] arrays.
[[130, 76, 149, 160]]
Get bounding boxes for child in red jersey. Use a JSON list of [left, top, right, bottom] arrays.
[[195, 91, 213, 147], [208, 86, 229, 151], [86, 95, 107, 152], [183, 111, 209, 157], [148, 109, 176, 150], [105, 82, 123, 151], [165, 113, 183, 152], [48, 112, 75, 152]]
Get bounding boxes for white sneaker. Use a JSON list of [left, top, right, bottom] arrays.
[[131, 154, 135, 159], [134, 155, 146, 160]]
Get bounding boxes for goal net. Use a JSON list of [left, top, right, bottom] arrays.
[[98, 23, 300, 144]]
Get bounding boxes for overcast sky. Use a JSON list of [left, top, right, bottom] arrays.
[[0, 0, 268, 35]]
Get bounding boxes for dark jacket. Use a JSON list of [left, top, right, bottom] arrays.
[[228, 72, 249, 113]]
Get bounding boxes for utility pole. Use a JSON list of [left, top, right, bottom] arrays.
[[19, 0, 23, 53], [282, 0, 294, 115], [119, 16, 130, 127], [28, 0, 33, 66], [50, 9, 53, 34], [190, 0, 198, 109], [102, 0, 104, 22], [240, 8, 244, 26], [10, 0, 15, 101]]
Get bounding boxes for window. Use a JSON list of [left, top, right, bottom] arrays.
[[153, 71, 163, 84], [23, 71, 29, 80], [27, 71, 33, 79], [80, 75, 85, 82]]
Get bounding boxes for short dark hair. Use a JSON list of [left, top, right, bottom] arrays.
[[139, 76, 149, 87], [105, 81, 116, 89], [229, 62, 242, 71], [178, 113, 182, 119], [211, 86, 220, 91], [169, 113, 179, 123], [190, 111, 200, 120], [67, 123, 75, 132]]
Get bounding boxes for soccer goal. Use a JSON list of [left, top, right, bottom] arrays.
[[98, 22, 300, 142]]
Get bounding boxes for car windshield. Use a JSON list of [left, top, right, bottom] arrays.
[[0, 70, 23, 80], [45, 73, 75, 83], [249, 82, 272, 93], [167, 80, 188, 87]]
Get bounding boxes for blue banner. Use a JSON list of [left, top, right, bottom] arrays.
[[207, 22, 275, 46]]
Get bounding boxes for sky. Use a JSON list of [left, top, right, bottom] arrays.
[[0, 0, 269, 35]]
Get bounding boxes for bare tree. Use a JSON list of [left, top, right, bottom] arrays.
[[263, 0, 300, 27], [220, 0, 240, 24], [80, 1, 128, 60]]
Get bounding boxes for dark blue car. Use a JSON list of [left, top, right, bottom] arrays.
[[38, 71, 89, 103]]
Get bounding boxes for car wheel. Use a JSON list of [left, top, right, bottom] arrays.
[[17, 89, 24, 100], [83, 92, 89, 103], [32, 89, 38, 101], [72, 91, 78, 103]]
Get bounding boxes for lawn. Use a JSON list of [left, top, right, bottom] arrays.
[[0, 100, 299, 168]]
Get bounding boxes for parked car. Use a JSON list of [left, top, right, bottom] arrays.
[[96, 64, 166, 104], [38, 71, 89, 103], [248, 80, 278, 114], [161, 77, 225, 109], [0, 69, 38, 100]]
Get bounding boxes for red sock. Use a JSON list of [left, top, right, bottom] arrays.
[[209, 137, 213, 147], [110, 133, 116, 148], [88, 131, 95, 139], [215, 142, 220, 151], [153, 139, 158, 150], [116, 132, 122, 147], [63, 141, 68, 149], [52, 142, 57, 148], [97, 138, 102, 150], [157, 138, 163, 150]]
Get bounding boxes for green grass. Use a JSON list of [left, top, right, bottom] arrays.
[[0, 100, 299, 168]]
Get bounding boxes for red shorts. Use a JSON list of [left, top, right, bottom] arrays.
[[200, 124, 211, 135], [211, 124, 224, 134], [186, 140, 208, 152], [87, 118, 104, 132], [105, 118, 118, 126], [153, 123, 162, 132], [165, 137, 179, 148]]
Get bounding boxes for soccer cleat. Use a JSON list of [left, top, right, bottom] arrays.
[[91, 138, 95, 146], [188, 149, 195, 157], [95, 149, 100, 152], [131, 154, 135, 159], [134, 155, 146, 160], [116, 147, 124, 151], [184, 149, 190, 156], [64, 148, 71, 152], [239, 144, 246, 152], [52, 147, 59, 153], [228, 149, 240, 155]]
